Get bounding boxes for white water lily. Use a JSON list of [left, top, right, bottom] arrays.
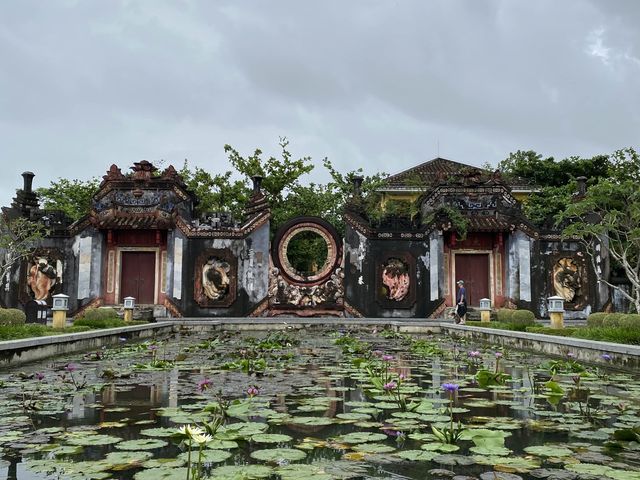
[[191, 432, 214, 444], [177, 424, 205, 438]]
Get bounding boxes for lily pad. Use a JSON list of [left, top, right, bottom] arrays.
[[250, 447, 307, 463]]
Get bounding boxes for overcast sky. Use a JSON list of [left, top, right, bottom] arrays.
[[1, 1, 639, 207]]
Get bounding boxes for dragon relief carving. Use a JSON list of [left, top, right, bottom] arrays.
[[268, 267, 344, 307]]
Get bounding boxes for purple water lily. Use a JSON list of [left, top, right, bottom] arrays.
[[383, 381, 397, 391], [197, 378, 213, 392], [382, 354, 394, 362], [247, 386, 260, 397], [64, 363, 78, 372], [441, 383, 459, 392], [602, 353, 612, 361]]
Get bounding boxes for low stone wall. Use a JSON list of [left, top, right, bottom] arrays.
[[0, 322, 175, 367], [443, 324, 640, 370]]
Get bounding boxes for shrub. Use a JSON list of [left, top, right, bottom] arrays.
[[602, 313, 625, 327], [587, 312, 607, 328], [0, 308, 26, 326], [572, 327, 640, 345], [510, 310, 536, 327], [496, 309, 515, 322], [78, 307, 120, 321], [0, 324, 92, 341], [526, 326, 577, 337], [619, 314, 640, 329], [74, 317, 127, 329], [465, 321, 527, 331]]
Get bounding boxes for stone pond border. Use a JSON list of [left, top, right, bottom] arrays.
[[0, 319, 638, 370]]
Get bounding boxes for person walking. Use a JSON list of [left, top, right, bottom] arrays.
[[455, 280, 467, 324]]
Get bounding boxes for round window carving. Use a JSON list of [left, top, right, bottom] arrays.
[[272, 217, 342, 285]]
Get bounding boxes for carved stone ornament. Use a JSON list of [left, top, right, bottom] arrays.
[[375, 251, 417, 309], [193, 249, 237, 308], [552, 257, 583, 304], [20, 249, 64, 304]]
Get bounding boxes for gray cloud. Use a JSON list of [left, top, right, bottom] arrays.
[[1, 0, 639, 207]]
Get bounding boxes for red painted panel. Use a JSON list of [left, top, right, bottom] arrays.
[[455, 254, 489, 306], [121, 252, 156, 304], [115, 230, 166, 246]]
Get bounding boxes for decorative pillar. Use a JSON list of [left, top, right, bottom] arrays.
[[479, 298, 491, 323], [548, 296, 565, 329], [52, 294, 69, 329]]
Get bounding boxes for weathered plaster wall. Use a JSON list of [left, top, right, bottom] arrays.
[[167, 222, 270, 317], [344, 225, 435, 318]]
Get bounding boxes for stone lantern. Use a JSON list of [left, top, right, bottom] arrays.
[[479, 298, 491, 323], [52, 293, 69, 329], [123, 297, 135, 323], [547, 296, 565, 329]]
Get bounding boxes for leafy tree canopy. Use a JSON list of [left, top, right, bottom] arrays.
[[36, 178, 100, 222], [0, 216, 48, 282]]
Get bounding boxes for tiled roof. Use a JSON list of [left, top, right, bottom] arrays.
[[383, 157, 535, 191]]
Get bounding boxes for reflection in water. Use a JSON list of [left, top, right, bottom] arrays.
[[0, 329, 637, 479]]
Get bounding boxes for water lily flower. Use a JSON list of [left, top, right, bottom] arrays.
[[601, 353, 612, 361], [247, 386, 260, 397], [34, 372, 44, 381], [567, 352, 575, 358], [148, 344, 158, 351], [441, 383, 459, 392], [398, 373, 407, 381], [383, 381, 397, 391], [197, 378, 213, 392], [177, 424, 205, 438], [64, 363, 78, 372], [468, 351, 481, 358], [191, 432, 214, 444], [382, 354, 394, 362], [494, 352, 503, 359]]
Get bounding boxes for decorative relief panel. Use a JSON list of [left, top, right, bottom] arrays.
[[20, 249, 64, 304], [375, 251, 417, 309], [194, 249, 237, 308], [552, 255, 587, 309]]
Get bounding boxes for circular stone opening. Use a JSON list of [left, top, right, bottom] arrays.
[[285, 230, 329, 279]]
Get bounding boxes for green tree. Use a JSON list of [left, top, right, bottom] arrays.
[[498, 151, 613, 228], [0, 216, 48, 283], [178, 162, 250, 219], [36, 178, 100, 221], [560, 178, 640, 313]]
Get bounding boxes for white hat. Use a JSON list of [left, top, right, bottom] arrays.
[[456, 280, 464, 285]]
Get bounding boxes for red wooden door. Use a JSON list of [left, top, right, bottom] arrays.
[[455, 254, 489, 306], [120, 252, 156, 304]]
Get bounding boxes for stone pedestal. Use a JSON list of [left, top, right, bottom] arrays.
[[124, 309, 133, 323], [550, 311, 564, 329], [480, 310, 491, 323], [52, 310, 66, 329]]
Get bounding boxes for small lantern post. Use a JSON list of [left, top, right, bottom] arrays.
[[51, 294, 69, 329], [547, 296, 565, 329], [479, 298, 491, 323], [123, 297, 135, 323]]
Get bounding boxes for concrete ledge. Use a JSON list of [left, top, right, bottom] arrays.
[[0, 322, 175, 367], [443, 324, 640, 370]]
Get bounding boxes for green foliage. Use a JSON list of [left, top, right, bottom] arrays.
[[179, 162, 249, 218], [285, 230, 328, 275], [0, 216, 49, 281], [510, 310, 536, 326], [73, 317, 128, 329], [495, 309, 515, 322], [0, 324, 90, 341], [560, 177, 640, 312], [0, 308, 26, 326], [525, 326, 577, 337], [498, 150, 612, 188], [476, 369, 511, 387], [523, 183, 575, 228], [423, 205, 469, 240], [36, 177, 100, 221], [571, 326, 640, 345], [586, 312, 607, 328], [410, 339, 444, 357], [334, 333, 370, 355], [78, 307, 119, 321]]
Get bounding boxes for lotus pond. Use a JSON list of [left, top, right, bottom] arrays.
[[0, 326, 640, 480]]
